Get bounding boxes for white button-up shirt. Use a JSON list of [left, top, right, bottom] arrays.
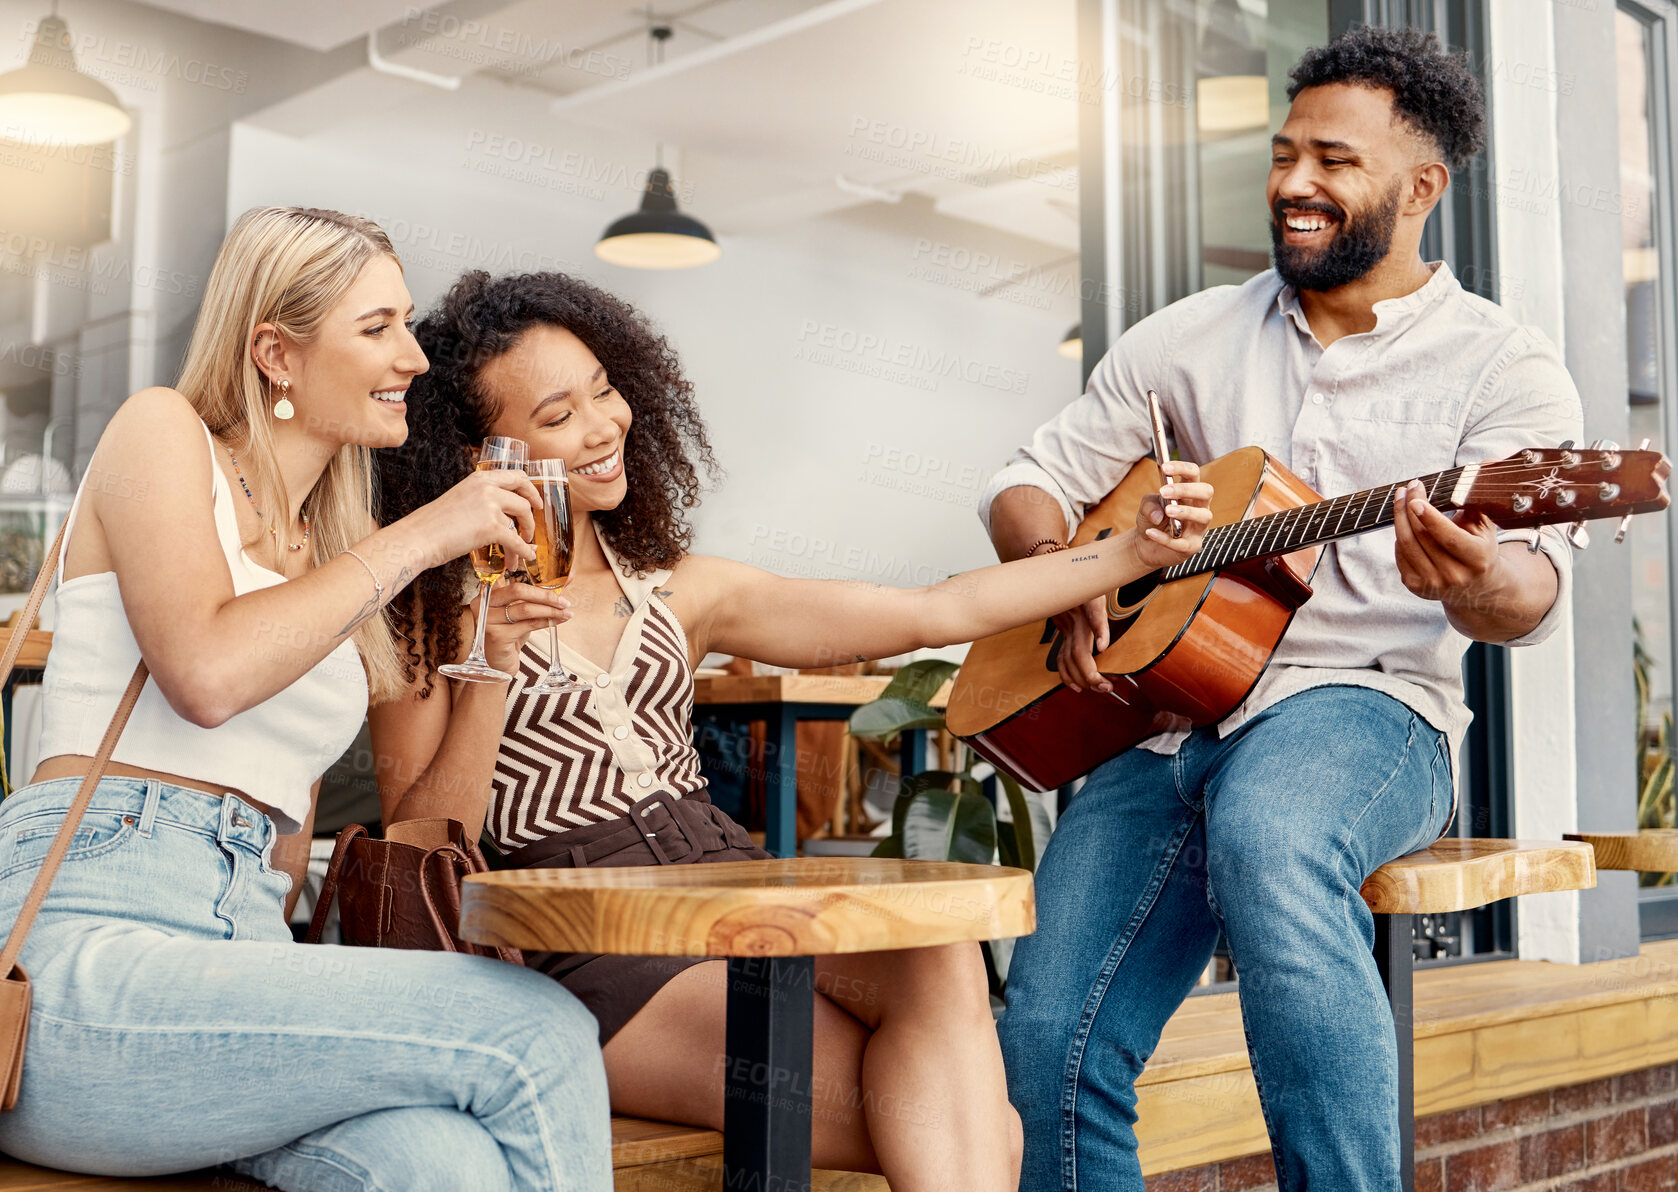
[[977, 263, 1583, 766]]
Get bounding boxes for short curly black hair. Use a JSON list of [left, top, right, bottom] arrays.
[[1288, 26, 1485, 171], [373, 270, 721, 698]]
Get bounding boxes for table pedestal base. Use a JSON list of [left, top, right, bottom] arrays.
[[725, 955, 816, 1189]]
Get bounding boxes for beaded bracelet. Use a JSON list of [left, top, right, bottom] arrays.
[[341, 548, 383, 601], [1024, 538, 1068, 558]]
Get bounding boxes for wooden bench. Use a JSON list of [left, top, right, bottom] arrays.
[[1565, 828, 1678, 873], [0, 1116, 885, 1190], [1361, 837, 1596, 1192]]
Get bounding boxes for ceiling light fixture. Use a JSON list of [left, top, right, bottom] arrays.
[[0, 7, 131, 146], [1058, 325, 1082, 360], [594, 24, 720, 270], [1196, 0, 1269, 135]]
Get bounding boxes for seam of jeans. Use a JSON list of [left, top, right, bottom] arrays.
[[1336, 713, 1422, 883], [1058, 810, 1199, 1192], [0, 821, 139, 882], [0, 808, 229, 844], [28, 1016, 573, 1185], [1234, 1006, 1292, 1192], [267, 1138, 385, 1192]]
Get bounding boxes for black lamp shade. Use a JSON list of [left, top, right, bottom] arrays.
[[595, 167, 720, 269]]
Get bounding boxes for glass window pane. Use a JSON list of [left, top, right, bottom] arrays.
[[1618, 8, 1676, 883], [1196, 0, 1329, 288]]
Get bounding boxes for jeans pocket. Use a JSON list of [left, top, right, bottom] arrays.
[[0, 810, 139, 883]]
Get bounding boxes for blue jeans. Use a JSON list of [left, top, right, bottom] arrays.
[[999, 686, 1453, 1192], [0, 777, 611, 1191]]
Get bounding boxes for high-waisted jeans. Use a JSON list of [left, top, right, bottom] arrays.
[[999, 686, 1454, 1192], [0, 776, 611, 1191]]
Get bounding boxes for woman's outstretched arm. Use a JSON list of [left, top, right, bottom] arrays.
[[686, 462, 1210, 668]]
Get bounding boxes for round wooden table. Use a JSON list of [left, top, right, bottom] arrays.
[[460, 857, 1035, 1187]]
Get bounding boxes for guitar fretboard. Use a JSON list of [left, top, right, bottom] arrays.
[[1162, 465, 1468, 580]]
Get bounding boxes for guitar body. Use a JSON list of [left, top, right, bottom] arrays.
[[947, 447, 1325, 790]]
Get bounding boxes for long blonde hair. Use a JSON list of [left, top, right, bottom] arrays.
[[175, 205, 405, 702]]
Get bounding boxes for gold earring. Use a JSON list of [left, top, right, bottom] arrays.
[[273, 379, 295, 421]]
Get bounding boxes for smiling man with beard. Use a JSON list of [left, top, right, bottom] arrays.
[[981, 26, 1582, 1192]]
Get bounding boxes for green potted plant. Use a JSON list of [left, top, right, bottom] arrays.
[[848, 658, 1056, 993]]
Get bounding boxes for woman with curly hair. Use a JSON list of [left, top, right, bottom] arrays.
[[368, 268, 1212, 1190]]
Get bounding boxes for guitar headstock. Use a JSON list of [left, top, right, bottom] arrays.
[[1457, 444, 1671, 533]]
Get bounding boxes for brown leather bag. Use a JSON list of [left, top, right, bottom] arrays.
[[305, 817, 521, 966], [0, 520, 147, 1111]]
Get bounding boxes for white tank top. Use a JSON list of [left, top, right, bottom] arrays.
[[34, 419, 368, 833]]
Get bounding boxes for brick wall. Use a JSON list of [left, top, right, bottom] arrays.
[[1144, 1062, 1678, 1191]]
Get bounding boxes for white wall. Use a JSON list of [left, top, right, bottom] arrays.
[[226, 82, 1082, 645], [1487, 0, 1580, 964]]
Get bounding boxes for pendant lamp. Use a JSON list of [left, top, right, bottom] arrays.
[[1196, 0, 1268, 134], [0, 9, 130, 146], [1058, 324, 1082, 360], [594, 25, 719, 270]]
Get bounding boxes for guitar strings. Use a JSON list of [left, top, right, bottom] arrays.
[[1159, 458, 1656, 575]]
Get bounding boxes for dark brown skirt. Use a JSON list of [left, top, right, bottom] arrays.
[[493, 787, 770, 1044]]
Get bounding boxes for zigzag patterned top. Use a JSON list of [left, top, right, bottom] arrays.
[[488, 524, 705, 850]]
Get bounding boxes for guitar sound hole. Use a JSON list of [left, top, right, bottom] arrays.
[[1040, 572, 1162, 675], [1111, 573, 1162, 618]]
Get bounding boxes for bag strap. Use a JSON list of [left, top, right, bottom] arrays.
[[418, 844, 471, 953], [424, 842, 522, 966], [0, 517, 148, 979], [305, 823, 369, 944]]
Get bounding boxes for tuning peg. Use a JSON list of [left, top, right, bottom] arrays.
[[1527, 535, 1543, 554], [1591, 439, 1623, 470], [1615, 440, 1655, 543], [1566, 520, 1591, 550]]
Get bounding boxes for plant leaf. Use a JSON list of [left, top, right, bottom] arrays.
[[871, 833, 904, 858], [998, 774, 1053, 872], [901, 788, 996, 865], [879, 659, 961, 706], [997, 820, 1021, 870], [848, 697, 945, 742]]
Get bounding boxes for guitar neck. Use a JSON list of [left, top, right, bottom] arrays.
[[1163, 465, 1469, 581]]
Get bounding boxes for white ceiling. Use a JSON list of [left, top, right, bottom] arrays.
[[122, 0, 440, 52], [130, 0, 1080, 260]]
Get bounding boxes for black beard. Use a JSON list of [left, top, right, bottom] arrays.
[[1269, 181, 1402, 292]]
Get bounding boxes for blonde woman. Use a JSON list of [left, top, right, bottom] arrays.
[[0, 209, 609, 1191], [369, 269, 1213, 1192]]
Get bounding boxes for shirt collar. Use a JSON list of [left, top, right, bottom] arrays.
[[1274, 259, 1457, 338]]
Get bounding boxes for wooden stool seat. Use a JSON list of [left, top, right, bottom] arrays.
[[1564, 829, 1678, 872], [1361, 837, 1597, 914], [1359, 838, 1596, 1192]]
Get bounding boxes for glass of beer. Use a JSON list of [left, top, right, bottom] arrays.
[[524, 458, 581, 693], [441, 435, 528, 683]]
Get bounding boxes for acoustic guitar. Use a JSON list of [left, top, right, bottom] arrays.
[[946, 444, 1671, 791]]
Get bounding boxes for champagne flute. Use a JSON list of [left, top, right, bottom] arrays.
[[441, 435, 528, 683], [524, 458, 582, 694]]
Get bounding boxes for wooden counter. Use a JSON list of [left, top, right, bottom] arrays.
[[1135, 937, 1678, 1175]]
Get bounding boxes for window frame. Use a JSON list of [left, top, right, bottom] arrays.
[[1617, 0, 1678, 941]]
